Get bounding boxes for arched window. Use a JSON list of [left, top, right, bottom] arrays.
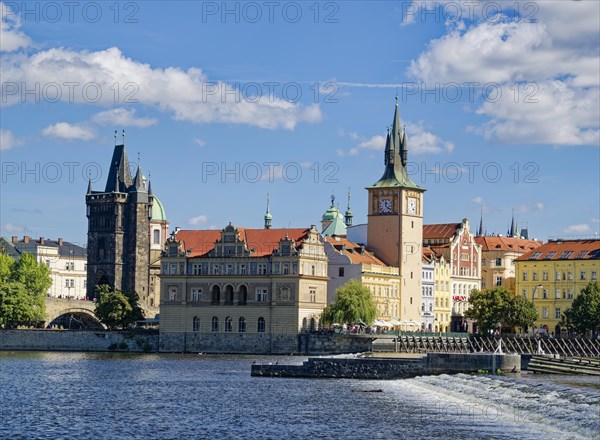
[[310, 318, 316, 332], [211, 285, 220, 304], [302, 317, 307, 332], [239, 285, 247, 305], [225, 317, 232, 332], [257, 317, 265, 333], [211, 316, 219, 332], [225, 285, 234, 304], [193, 316, 200, 332], [238, 317, 246, 333]]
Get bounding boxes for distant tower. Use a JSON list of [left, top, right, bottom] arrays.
[[264, 193, 272, 229], [344, 190, 353, 227], [477, 207, 484, 237], [509, 209, 516, 237], [86, 133, 152, 299]]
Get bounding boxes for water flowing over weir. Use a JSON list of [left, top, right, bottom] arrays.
[[0, 353, 598, 439]]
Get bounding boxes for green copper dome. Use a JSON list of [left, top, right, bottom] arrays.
[[151, 196, 167, 222]]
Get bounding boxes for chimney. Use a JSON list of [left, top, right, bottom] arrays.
[[23, 236, 30, 244], [39, 237, 45, 245], [58, 238, 63, 246], [11, 236, 18, 243], [340, 244, 346, 254]]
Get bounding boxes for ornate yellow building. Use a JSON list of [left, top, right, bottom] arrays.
[[366, 98, 425, 324], [427, 249, 451, 333], [159, 224, 328, 353], [515, 239, 600, 335]]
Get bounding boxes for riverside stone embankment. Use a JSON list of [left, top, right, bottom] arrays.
[[251, 353, 521, 379]]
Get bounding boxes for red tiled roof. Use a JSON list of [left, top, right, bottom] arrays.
[[176, 228, 309, 258], [423, 223, 461, 240], [515, 240, 600, 261], [475, 236, 543, 253], [325, 236, 387, 265]]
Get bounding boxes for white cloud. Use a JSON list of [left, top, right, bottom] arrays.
[[472, 196, 483, 205], [408, 2, 600, 145], [0, 129, 22, 150], [592, 217, 600, 224], [42, 123, 95, 141], [1, 223, 25, 233], [92, 108, 157, 128], [358, 135, 386, 151], [407, 122, 455, 154], [515, 202, 544, 214], [0, 2, 31, 52], [563, 223, 591, 234], [1, 46, 323, 130], [188, 215, 208, 226], [194, 138, 206, 147]]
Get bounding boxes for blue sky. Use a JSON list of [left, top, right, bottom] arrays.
[[1, 1, 599, 246]]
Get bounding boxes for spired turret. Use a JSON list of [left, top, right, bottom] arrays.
[[264, 193, 272, 230]]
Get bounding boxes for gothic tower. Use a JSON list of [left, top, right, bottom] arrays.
[[366, 98, 425, 323], [86, 136, 153, 300]]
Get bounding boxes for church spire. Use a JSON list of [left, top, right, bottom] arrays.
[[344, 189, 353, 227], [509, 209, 516, 237], [87, 179, 92, 195], [477, 207, 484, 237], [264, 193, 272, 229]]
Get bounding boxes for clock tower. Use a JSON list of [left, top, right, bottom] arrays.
[[366, 98, 425, 323]]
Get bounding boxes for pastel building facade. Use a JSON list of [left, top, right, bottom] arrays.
[[515, 239, 600, 335], [159, 224, 328, 353], [421, 248, 435, 331]]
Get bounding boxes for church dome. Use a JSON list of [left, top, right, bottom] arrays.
[[151, 196, 167, 222]]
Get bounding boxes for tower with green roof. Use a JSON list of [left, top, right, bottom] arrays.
[[366, 98, 426, 324]]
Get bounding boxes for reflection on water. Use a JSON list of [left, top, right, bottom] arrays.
[[0, 352, 598, 439]]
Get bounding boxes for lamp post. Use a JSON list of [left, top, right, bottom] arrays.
[[531, 284, 543, 335]]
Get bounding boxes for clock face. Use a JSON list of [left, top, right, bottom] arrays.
[[379, 199, 392, 213], [408, 198, 416, 214]]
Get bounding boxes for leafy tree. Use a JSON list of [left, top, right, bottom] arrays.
[[321, 280, 377, 326], [94, 285, 145, 330], [0, 253, 49, 328], [504, 294, 538, 333], [0, 254, 15, 284], [565, 281, 600, 334], [465, 287, 509, 335], [559, 308, 575, 333], [0, 282, 46, 328], [12, 253, 52, 296]]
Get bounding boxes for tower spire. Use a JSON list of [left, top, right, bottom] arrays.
[[477, 206, 483, 237], [87, 178, 92, 195], [264, 193, 272, 229], [344, 188, 353, 227], [509, 209, 516, 237]]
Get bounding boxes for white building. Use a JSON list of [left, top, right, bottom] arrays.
[[422, 248, 435, 331], [2, 236, 87, 299]]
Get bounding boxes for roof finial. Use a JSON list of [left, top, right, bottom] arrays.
[[114, 130, 117, 145], [395, 95, 398, 107], [122, 129, 126, 143], [330, 192, 335, 208]]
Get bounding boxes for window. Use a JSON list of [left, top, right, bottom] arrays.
[[338, 267, 345, 277], [213, 265, 220, 275], [257, 317, 265, 333], [566, 289, 573, 299], [238, 317, 246, 333], [530, 252, 541, 260], [225, 285, 234, 303], [567, 271, 573, 281], [225, 317, 232, 332], [542, 272, 548, 281], [576, 250, 588, 259], [170, 263, 177, 275], [591, 271, 597, 281], [283, 264, 289, 275], [169, 288, 177, 301], [542, 289, 548, 299], [211, 316, 219, 332], [495, 258, 502, 267], [226, 264, 234, 275], [522, 272, 528, 281], [532, 272, 538, 281], [258, 264, 267, 275], [193, 316, 200, 332], [191, 288, 203, 301], [309, 289, 316, 303], [311, 265, 315, 276], [580, 271, 586, 280], [162, 264, 168, 275], [555, 288, 561, 299], [542, 307, 549, 319], [211, 285, 220, 304], [153, 229, 160, 245], [555, 271, 561, 281], [239, 285, 248, 305], [522, 289, 527, 298], [559, 251, 573, 259], [554, 308, 561, 320], [240, 265, 246, 275], [544, 251, 556, 260], [495, 276, 502, 287], [256, 288, 268, 302]]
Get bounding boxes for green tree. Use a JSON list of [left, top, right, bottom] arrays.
[[0, 254, 15, 284], [465, 287, 510, 335], [566, 281, 600, 334], [504, 294, 538, 333], [321, 280, 377, 326], [0, 282, 46, 328], [94, 285, 145, 330], [12, 253, 52, 296]]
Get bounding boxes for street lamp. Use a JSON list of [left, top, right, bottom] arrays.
[[531, 284, 543, 335]]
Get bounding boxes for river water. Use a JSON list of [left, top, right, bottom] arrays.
[[0, 352, 598, 439]]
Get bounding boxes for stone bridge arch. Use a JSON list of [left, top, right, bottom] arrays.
[[44, 298, 105, 330]]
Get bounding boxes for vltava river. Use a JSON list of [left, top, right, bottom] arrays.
[[0, 352, 598, 439]]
